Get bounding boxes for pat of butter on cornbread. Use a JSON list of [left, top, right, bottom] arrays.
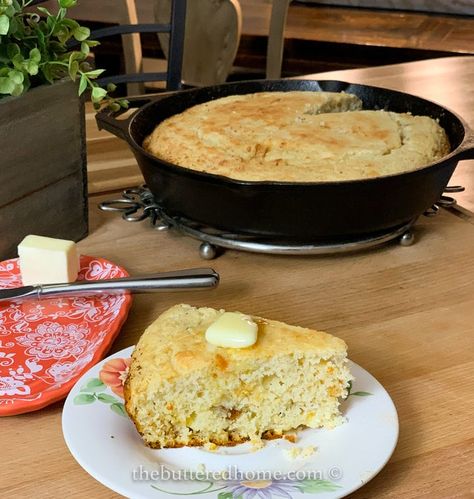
[[124, 304, 352, 449], [205, 311, 258, 348]]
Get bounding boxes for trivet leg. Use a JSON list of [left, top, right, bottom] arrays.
[[399, 230, 415, 247], [199, 242, 219, 260]]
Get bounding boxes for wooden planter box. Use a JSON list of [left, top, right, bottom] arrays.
[[0, 80, 88, 259]]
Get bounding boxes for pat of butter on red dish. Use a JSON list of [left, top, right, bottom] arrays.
[[18, 235, 80, 285], [205, 312, 258, 348]]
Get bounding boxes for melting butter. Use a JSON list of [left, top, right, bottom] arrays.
[[205, 312, 258, 348]]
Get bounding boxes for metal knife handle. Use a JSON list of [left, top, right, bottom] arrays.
[[37, 268, 219, 297]]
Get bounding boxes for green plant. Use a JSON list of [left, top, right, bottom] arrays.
[[0, 0, 127, 110]]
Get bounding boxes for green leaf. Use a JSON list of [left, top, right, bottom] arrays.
[[29, 47, 41, 63], [80, 41, 89, 55], [46, 15, 55, 32], [0, 76, 14, 94], [110, 402, 127, 417], [10, 81, 23, 96], [55, 26, 71, 44], [80, 378, 106, 392], [296, 479, 341, 493], [25, 60, 38, 75], [97, 393, 118, 404], [85, 68, 105, 79], [109, 102, 120, 112], [68, 59, 78, 80], [84, 39, 100, 48], [59, 0, 77, 8], [57, 7, 66, 21], [78, 73, 87, 95], [73, 393, 96, 405], [69, 50, 85, 62], [61, 18, 80, 31], [7, 15, 18, 34], [36, 6, 52, 17], [5, 4, 15, 17], [7, 43, 20, 59], [351, 391, 373, 396], [218, 493, 234, 499], [36, 27, 45, 49], [0, 14, 10, 35], [22, 73, 30, 93], [8, 69, 23, 84], [49, 40, 66, 53], [42, 63, 53, 84], [12, 53, 23, 70], [73, 26, 90, 42], [91, 85, 107, 103]]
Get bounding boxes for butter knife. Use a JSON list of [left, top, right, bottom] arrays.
[[0, 268, 219, 302]]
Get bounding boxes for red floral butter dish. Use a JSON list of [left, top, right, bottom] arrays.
[[0, 255, 132, 416]]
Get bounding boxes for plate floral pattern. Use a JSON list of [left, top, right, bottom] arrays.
[[63, 347, 399, 499], [73, 356, 131, 417], [0, 256, 132, 416]]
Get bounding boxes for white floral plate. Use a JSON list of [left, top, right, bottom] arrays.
[[62, 346, 398, 499]]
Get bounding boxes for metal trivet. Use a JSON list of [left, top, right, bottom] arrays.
[[99, 185, 465, 259]]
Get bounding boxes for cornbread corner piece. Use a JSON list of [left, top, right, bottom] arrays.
[[124, 304, 352, 449]]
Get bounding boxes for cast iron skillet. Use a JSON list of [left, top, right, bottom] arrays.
[[96, 80, 474, 242]]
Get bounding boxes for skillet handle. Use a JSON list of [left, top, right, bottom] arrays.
[[95, 93, 176, 141], [455, 127, 474, 161]]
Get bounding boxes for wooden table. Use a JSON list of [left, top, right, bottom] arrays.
[[3, 57, 474, 498]]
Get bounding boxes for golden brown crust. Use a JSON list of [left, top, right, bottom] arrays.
[[125, 306, 346, 384], [143, 91, 450, 182], [135, 429, 288, 450]]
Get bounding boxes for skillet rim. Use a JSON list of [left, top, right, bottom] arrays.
[[123, 78, 472, 188]]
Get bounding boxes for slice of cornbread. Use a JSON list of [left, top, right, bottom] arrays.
[[124, 304, 352, 449]]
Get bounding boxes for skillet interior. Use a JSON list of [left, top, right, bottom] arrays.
[[130, 80, 467, 165], [124, 80, 466, 241]]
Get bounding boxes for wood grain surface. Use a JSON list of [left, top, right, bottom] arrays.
[[3, 57, 474, 498], [0, 80, 88, 259], [239, 0, 474, 54]]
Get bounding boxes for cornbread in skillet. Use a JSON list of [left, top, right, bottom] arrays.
[[124, 304, 352, 449], [143, 91, 450, 182]]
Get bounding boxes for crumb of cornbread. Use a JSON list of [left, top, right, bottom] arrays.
[[250, 439, 265, 452], [301, 445, 316, 458], [124, 304, 352, 449], [283, 445, 317, 460]]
